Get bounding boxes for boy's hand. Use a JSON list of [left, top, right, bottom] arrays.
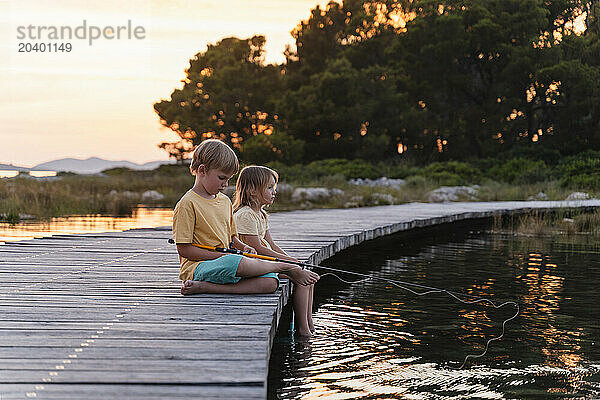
[[243, 245, 257, 254]]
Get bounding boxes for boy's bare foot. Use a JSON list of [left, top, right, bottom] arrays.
[[181, 280, 207, 295], [287, 267, 319, 286]]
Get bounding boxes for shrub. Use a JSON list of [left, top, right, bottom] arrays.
[[306, 159, 381, 179], [155, 164, 190, 176], [404, 175, 428, 188], [265, 159, 382, 182], [265, 161, 313, 183], [384, 163, 421, 179], [487, 158, 550, 184], [102, 167, 134, 176], [420, 161, 482, 185], [503, 146, 563, 166], [558, 155, 600, 189]]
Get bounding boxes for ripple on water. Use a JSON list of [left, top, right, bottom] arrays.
[[269, 231, 600, 399]]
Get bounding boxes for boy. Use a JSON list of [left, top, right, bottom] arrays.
[[173, 139, 319, 295]]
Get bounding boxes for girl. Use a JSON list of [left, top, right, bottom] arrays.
[[233, 165, 316, 337]]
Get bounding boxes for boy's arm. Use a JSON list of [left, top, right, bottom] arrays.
[[176, 244, 223, 261]]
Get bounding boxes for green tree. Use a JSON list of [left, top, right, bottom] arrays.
[[387, 0, 551, 159], [154, 0, 600, 164], [154, 36, 282, 157], [240, 129, 306, 164], [281, 1, 406, 160], [280, 57, 402, 160]]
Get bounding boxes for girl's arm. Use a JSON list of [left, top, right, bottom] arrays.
[[264, 230, 292, 257], [254, 231, 303, 284], [231, 235, 256, 254], [240, 231, 298, 262]]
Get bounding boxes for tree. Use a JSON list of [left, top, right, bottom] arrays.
[[281, 1, 406, 160], [155, 0, 600, 164], [154, 36, 282, 157], [386, 0, 552, 159]]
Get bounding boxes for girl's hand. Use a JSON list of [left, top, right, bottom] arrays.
[[243, 245, 257, 254]]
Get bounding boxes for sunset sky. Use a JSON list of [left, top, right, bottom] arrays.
[[0, 0, 328, 167]]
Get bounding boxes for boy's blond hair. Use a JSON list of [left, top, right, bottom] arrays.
[[233, 165, 279, 214], [190, 139, 239, 175]]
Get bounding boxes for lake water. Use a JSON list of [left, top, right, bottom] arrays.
[[0, 206, 173, 243], [0, 170, 57, 178], [268, 223, 600, 399]]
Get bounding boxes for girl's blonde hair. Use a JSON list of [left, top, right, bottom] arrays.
[[233, 165, 279, 214], [190, 139, 239, 175]]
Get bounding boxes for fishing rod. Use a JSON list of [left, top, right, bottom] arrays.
[[168, 239, 519, 369]]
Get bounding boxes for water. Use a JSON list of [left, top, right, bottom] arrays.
[[0, 206, 173, 243], [0, 170, 56, 178], [268, 223, 600, 399]]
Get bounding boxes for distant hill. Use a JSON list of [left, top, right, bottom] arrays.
[[0, 163, 29, 171], [30, 157, 176, 174]]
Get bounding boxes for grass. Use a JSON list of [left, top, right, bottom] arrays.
[[0, 161, 597, 223], [491, 208, 600, 236], [0, 166, 193, 222]]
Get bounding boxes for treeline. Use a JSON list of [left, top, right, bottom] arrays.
[[154, 0, 600, 164]]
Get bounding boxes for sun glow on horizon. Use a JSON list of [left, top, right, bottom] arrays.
[[0, 0, 329, 167]]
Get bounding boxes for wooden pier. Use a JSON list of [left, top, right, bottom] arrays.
[[1, 200, 599, 399]]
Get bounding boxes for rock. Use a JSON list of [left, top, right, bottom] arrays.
[[299, 201, 313, 209], [528, 192, 548, 201], [141, 190, 165, 202], [222, 185, 236, 198], [426, 186, 478, 203], [123, 191, 139, 199], [350, 195, 364, 203], [109, 190, 139, 199], [291, 187, 344, 203], [370, 193, 395, 205], [349, 177, 406, 189], [275, 183, 293, 196], [566, 192, 590, 201]]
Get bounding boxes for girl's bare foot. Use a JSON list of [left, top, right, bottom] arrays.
[[308, 318, 315, 334], [180, 280, 207, 295], [297, 327, 312, 337], [287, 267, 319, 286]]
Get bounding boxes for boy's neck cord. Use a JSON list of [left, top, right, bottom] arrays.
[[168, 239, 519, 369]]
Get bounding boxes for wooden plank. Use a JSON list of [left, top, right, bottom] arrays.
[[0, 384, 265, 400], [0, 370, 265, 384], [0, 344, 269, 357]]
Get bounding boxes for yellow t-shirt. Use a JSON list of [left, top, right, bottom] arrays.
[[172, 190, 237, 281], [234, 206, 271, 250]]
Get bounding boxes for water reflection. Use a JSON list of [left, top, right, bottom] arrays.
[[0, 170, 57, 178], [269, 230, 600, 399], [0, 206, 172, 243]]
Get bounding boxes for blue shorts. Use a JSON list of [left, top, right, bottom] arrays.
[[193, 254, 279, 285]]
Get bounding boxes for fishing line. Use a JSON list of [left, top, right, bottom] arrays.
[[318, 270, 519, 369], [169, 240, 519, 369]]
